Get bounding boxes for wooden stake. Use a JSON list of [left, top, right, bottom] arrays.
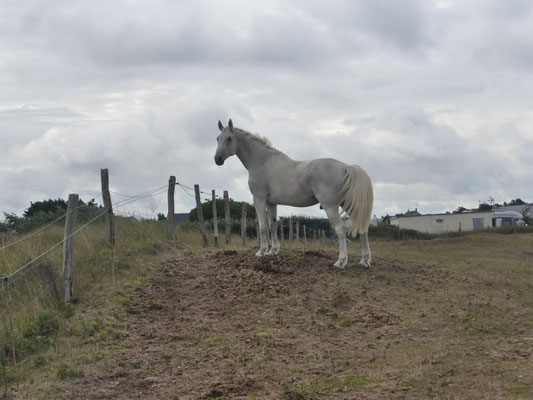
[[100, 169, 115, 245], [2, 279, 17, 365], [194, 184, 208, 246], [212, 190, 218, 246], [289, 220, 293, 248], [63, 193, 79, 302], [224, 190, 231, 244], [279, 220, 284, 246], [167, 176, 176, 240], [241, 204, 247, 246]]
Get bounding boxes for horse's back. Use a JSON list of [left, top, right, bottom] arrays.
[[307, 158, 348, 186], [294, 158, 345, 207]]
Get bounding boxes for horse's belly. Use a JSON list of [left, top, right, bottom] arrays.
[[268, 187, 318, 207]]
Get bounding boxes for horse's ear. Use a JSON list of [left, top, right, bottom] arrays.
[[228, 119, 234, 132], [218, 120, 224, 132]]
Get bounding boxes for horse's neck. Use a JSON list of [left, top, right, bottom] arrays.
[[236, 132, 284, 171]]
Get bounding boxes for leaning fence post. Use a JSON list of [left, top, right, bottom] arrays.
[[212, 190, 218, 247], [63, 193, 79, 302], [168, 176, 176, 240], [224, 190, 231, 244], [241, 204, 247, 246], [101, 169, 116, 284], [194, 184, 208, 246], [100, 169, 115, 245]]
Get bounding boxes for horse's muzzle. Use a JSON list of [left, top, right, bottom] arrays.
[[214, 155, 224, 166]]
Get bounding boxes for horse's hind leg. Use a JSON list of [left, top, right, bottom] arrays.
[[266, 203, 279, 255], [323, 205, 348, 269], [359, 231, 371, 268]]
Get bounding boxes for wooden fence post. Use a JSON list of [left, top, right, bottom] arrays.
[[241, 204, 247, 246], [303, 225, 307, 247], [2, 279, 17, 365], [289, 219, 293, 247], [224, 190, 231, 244], [296, 221, 300, 243], [63, 193, 79, 302], [280, 220, 284, 246], [100, 169, 115, 245], [168, 176, 176, 240], [194, 184, 208, 246], [212, 190, 218, 246], [256, 217, 260, 245], [1, 233, 6, 265]]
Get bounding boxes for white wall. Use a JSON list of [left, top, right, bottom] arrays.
[[389, 212, 494, 234]]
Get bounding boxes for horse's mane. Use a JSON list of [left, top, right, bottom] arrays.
[[234, 127, 275, 150]]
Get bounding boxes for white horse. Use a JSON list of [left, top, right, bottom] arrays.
[[214, 119, 373, 269]]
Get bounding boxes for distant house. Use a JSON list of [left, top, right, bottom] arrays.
[[389, 209, 526, 235], [402, 208, 422, 217], [495, 204, 533, 221], [173, 213, 189, 226]]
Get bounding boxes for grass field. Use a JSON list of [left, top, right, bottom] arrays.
[[1, 223, 533, 399]]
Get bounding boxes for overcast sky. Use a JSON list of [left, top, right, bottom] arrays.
[[1, 0, 532, 220]]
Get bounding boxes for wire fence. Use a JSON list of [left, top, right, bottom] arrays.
[[1, 177, 332, 285], [0, 179, 178, 370], [1, 208, 109, 288], [0, 173, 334, 373], [171, 180, 334, 243]]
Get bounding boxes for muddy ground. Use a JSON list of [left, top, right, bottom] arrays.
[[53, 247, 533, 399]]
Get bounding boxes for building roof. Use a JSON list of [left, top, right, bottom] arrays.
[[403, 209, 421, 217], [173, 213, 189, 225], [495, 204, 532, 217], [390, 209, 493, 220]]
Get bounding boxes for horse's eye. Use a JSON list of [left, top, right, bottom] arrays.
[[227, 137, 232, 142]]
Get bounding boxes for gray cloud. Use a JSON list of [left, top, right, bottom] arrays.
[[1, 0, 532, 219]]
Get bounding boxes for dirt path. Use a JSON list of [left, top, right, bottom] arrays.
[[54, 248, 533, 399]]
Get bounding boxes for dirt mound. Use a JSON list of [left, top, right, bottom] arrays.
[[53, 249, 480, 399]]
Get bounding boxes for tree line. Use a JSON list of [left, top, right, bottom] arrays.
[[0, 198, 103, 234]]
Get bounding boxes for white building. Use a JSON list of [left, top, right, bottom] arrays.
[[495, 204, 532, 221], [389, 210, 526, 235]]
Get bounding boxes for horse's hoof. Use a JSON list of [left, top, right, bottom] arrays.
[[333, 261, 346, 269], [359, 260, 371, 269], [266, 248, 279, 256], [255, 250, 266, 257]]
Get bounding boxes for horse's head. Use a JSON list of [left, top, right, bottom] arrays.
[[214, 119, 237, 166]]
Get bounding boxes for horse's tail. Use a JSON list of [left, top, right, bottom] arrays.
[[340, 164, 374, 237]]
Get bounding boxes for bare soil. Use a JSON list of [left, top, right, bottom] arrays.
[[53, 247, 533, 399]]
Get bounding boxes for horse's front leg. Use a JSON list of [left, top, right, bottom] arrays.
[[266, 203, 279, 255], [253, 196, 269, 257]]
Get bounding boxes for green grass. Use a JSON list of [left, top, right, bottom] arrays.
[[0, 218, 272, 395], [0, 217, 169, 394], [2, 219, 533, 398], [285, 374, 370, 399]]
